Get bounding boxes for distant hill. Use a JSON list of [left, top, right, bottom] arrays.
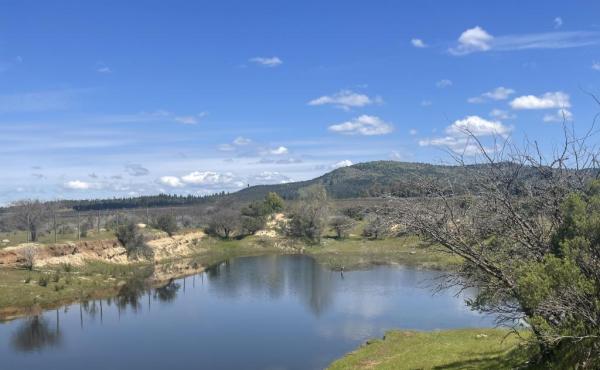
[[13, 160, 548, 212], [228, 161, 474, 202]]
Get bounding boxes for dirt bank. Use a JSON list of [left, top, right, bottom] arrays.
[[0, 231, 206, 268]]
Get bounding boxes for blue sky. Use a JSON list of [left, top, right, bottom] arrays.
[[1, 0, 600, 204]]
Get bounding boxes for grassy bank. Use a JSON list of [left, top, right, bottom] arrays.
[[328, 328, 533, 370]]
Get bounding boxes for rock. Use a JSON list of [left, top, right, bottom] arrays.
[[409, 250, 417, 255], [1, 239, 9, 243], [476, 334, 489, 339], [137, 223, 147, 229]]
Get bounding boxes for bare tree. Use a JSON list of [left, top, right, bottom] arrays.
[[392, 122, 600, 366], [11, 200, 49, 242], [206, 209, 240, 239], [21, 245, 38, 271]]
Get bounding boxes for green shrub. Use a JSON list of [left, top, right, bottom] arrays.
[[38, 275, 49, 287]]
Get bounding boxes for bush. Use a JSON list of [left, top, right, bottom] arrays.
[[52, 271, 60, 283], [116, 222, 153, 259], [154, 214, 178, 236], [362, 216, 390, 240], [329, 215, 354, 239], [38, 275, 49, 287]]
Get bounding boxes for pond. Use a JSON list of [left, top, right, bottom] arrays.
[[0, 255, 495, 370]]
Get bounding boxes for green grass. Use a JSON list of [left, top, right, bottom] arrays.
[[307, 235, 461, 270], [0, 262, 152, 321], [328, 328, 534, 370]]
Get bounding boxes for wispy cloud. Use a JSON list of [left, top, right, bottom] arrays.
[[329, 115, 393, 136], [436, 79, 453, 88], [468, 87, 515, 103], [554, 17, 563, 29], [543, 109, 573, 123], [449, 26, 599, 55], [592, 62, 600, 71], [0, 89, 88, 113], [308, 90, 382, 110], [249, 56, 283, 67]]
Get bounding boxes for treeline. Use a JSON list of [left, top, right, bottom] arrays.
[[63, 193, 228, 211]]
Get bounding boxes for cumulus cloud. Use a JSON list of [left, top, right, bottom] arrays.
[[159, 176, 184, 188], [328, 115, 394, 136], [181, 171, 234, 185], [249, 56, 283, 67], [411, 38, 427, 48], [449, 26, 493, 55], [308, 90, 382, 110], [419, 115, 511, 155], [64, 180, 94, 190], [468, 87, 515, 103], [436, 79, 453, 88], [449, 26, 599, 55], [543, 109, 573, 122], [270, 146, 289, 155], [510, 91, 570, 110], [332, 160, 353, 169], [125, 163, 149, 177]]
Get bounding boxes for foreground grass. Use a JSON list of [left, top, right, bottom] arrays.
[[329, 328, 533, 370], [0, 262, 152, 321]]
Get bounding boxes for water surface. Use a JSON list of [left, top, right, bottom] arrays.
[[0, 255, 494, 370]]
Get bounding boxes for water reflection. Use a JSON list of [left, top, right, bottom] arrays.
[[11, 315, 62, 352], [205, 255, 334, 315], [1, 255, 496, 370]]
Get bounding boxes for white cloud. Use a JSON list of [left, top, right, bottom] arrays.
[[449, 26, 493, 55], [419, 115, 511, 156], [490, 109, 516, 120], [420, 100, 432, 107], [328, 115, 394, 136], [436, 79, 453, 88], [332, 160, 353, 169], [468, 87, 515, 103], [409, 129, 418, 135], [270, 146, 289, 155], [233, 136, 251, 145], [181, 171, 234, 185], [592, 62, 600, 71], [554, 17, 563, 29], [308, 90, 382, 110], [543, 109, 573, 122], [449, 26, 599, 55], [97, 66, 111, 74], [64, 180, 93, 190], [249, 56, 283, 67], [411, 38, 427, 48], [446, 115, 511, 137], [159, 176, 184, 188], [510, 91, 570, 110]]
